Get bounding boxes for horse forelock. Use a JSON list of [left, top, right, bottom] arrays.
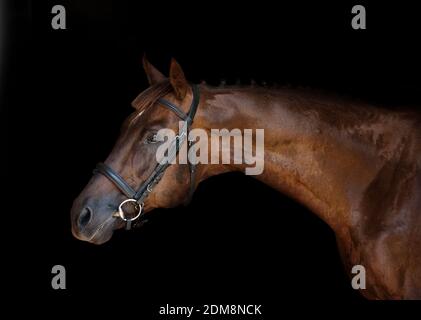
[[129, 81, 173, 126]]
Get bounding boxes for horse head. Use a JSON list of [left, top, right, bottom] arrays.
[[71, 57, 200, 244]]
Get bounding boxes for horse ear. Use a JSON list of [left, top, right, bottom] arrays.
[[143, 55, 166, 85], [169, 58, 188, 100]]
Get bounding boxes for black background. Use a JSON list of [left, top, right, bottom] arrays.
[[5, 0, 421, 316]]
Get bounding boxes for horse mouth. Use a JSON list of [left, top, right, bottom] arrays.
[[89, 226, 114, 244], [73, 216, 117, 245], [88, 230, 114, 245]]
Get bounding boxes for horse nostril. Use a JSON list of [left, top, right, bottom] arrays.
[[78, 207, 92, 228]]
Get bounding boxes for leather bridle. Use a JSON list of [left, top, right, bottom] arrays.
[[93, 84, 200, 230]]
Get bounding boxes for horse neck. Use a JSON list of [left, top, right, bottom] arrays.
[[193, 84, 414, 230]]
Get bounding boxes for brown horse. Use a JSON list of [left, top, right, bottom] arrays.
[[71, 57, 421, 299]]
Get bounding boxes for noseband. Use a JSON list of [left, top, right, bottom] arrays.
[[93, 84, 200, 230]]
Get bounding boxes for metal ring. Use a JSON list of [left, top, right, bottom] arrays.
[[118, 199, 143, 222]]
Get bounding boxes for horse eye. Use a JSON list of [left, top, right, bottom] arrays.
[[145, 133, 158, 144]]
